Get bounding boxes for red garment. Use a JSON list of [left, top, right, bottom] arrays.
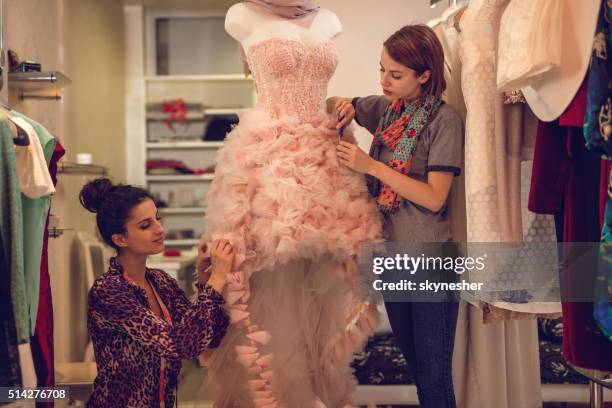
[[528, 77, 611, 369], [528, 120, 570, 215], [558, 75, 588, 127], [31, 141, 64, 408]]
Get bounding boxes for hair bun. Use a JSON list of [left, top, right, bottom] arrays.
[[79, 178, 114, 213]]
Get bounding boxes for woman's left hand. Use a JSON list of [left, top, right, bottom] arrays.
[[196, 240, 212, 284], [336, 141, 375, 174]]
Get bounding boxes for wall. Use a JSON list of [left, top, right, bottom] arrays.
[[55, 0, 126, 362]]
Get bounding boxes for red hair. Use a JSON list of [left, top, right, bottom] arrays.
[[384, 24, 446, 98]]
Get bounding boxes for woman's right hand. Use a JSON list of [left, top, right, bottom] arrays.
[[326, 97, 355, 130], [207, 239, 234, 292], [333, 97, 355, 129]]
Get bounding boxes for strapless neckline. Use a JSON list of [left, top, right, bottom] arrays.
[[246, 36, 334, 57]]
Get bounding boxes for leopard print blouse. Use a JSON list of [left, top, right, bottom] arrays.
[[86, 258, 229, 407]]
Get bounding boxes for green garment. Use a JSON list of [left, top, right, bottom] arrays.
[[14, 112, 56, 336], [0, 120, 28, 344]]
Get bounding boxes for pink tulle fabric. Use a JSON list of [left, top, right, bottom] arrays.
[[203, 38, 382, 407]]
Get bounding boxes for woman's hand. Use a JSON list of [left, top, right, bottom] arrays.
[[333, 98, 355, 129], [336, 141, 376, 174], [196, 240, 212, 285], [207, 239, 234, 292], [326, 97, 355, 130]]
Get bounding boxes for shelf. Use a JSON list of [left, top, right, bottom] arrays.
[[58, 162, 109, 176], [159, 207, 206, 215], [9, 71, 72, 100], [145, 74, 251, 83], [146, 174, 214, 181], [146, 112, 205, 121], [146, 141, 224, 149], [204, 108, 248, 115], [146, 109, 246, 121], [164, 239, 199, 246]]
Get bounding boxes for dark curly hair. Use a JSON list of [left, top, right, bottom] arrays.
[[79, 178, 154, 250]]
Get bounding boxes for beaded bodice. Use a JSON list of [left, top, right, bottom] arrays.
[[246, 37, 337, 121]]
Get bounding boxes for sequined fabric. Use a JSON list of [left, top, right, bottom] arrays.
[[204, 37, 382, 407], [247, 38, 337, 121]]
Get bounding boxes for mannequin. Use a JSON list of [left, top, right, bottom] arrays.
[[201, 2, 383, 407], [225, 2, 341, 51]]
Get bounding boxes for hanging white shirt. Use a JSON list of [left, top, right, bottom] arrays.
[[10, 116, 55, 199]]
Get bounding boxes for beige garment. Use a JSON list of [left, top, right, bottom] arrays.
[[11, 116, 55, 199], [447, 1, 545, 407], [431, 8, 467, 244], [497, 0, 562, 92], [18, 343, 37, 388], [453, 302, 543, 408], [459, 0, 558, 316], [12, 344, 37, 407]]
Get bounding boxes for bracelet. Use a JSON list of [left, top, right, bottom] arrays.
[[197, 264, 213, 275]]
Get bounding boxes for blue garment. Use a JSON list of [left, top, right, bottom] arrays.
[[583, 0, 612, 159], [586, 0, 612, 342]]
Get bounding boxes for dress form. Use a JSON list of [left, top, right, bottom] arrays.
[[204, 4, 382, 407], [225, 2, 341, 52]]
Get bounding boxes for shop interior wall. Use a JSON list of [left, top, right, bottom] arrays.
[[58, 0, 126, 363]]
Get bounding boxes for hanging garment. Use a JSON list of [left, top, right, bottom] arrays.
[[584, 0, 611, 159], [10, 116, 55, 199], [585, 0, 612, 342], [496, 0, 562, 92], [528, 118, 612, 368], [0, 126, 23, 388], [455, 1, 545, 406], [521, 0, 601, 122], [459, 0, 558, 314], [0, 119, 28, 345], [203, 37, 382, 407], [31, 141, 64, 406], [15, 113, 57, 338], [595, 165, 612, 341]]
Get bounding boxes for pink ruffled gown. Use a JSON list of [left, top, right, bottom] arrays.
[[204, 37, 382, 408]]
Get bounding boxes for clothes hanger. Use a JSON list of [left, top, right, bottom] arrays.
[[0, 102, 30, 146]]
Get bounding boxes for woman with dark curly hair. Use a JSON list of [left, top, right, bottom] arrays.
[[80, 178, 231, 407]]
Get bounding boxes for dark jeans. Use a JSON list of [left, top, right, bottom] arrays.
[[384, 301, 459, 408]]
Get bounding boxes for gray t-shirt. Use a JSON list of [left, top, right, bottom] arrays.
[[352, 95, 464, 243]]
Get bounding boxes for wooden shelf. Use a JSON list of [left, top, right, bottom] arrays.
[[146, 141, 224, 149], [159, 207, 206, 215], [145, 74, 251, 83], [146, 174, 214, 181]]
